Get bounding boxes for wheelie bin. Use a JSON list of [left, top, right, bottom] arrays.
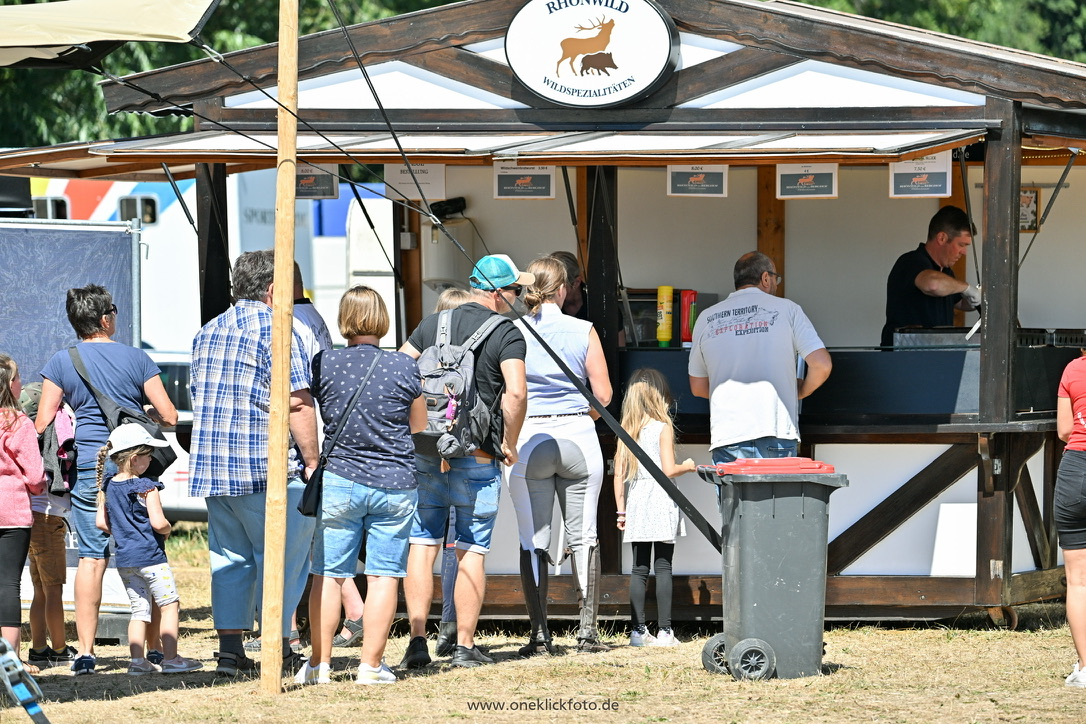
[[698, 458, 848, 680]]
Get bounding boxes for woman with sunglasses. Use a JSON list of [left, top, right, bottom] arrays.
[[35, 284, 177, 675], [504, 255, 612, 656]]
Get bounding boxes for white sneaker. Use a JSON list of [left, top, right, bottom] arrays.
[[294, 660, 331, 685], [1067, 662, 1086, 688], [629, 630, 657, 647], [356, 660, 396, 685], [653, 629, 680, 647]]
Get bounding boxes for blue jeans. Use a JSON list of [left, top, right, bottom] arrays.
[[411, 455, 501, 554], [71, 466, 116, 559], [205, 476, 315, 633], [711, 436, 798, 464], [310, 471, 416, 578]]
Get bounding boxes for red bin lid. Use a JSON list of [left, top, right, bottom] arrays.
[[712, 457, 835, 475]]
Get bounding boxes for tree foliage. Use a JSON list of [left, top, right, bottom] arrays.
[[3, 0, 1086, 148], [0, 0, 447, 147]]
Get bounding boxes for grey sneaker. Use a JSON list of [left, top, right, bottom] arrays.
[[214, 651, 257, 677], [128, 658, 162, 676], [450, 645, 494, 668], [160, 656, 203, 674], [399, 636, 431, 670]]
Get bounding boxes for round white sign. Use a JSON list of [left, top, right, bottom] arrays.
[[505, 0, 679, 108]]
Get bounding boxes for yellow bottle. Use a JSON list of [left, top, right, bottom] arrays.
[[656, 285, 674, 348]]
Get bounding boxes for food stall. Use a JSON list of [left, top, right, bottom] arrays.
[[7, 0, 1086, 624]]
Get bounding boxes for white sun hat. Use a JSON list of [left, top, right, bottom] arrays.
[[107, 423, 170, 455]]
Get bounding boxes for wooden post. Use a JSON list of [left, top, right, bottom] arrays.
[[260, 0, 299, 695], [757, 166, 785, 297]]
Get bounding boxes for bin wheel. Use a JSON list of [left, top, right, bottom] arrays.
[[727, 638, 776, 681], [701, 633, 730, 675]]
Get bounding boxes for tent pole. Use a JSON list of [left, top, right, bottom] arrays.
[[261, 0, 299, 695]]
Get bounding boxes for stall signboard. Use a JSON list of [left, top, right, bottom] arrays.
[[888, 152, 951, 198], [667, 165, 727, 197], [384, 163, 446, 201], [494, 164, 556, 199], [777, 163, 838, 199], [296, 163, 339, 199], [504, 0, 679, 108]]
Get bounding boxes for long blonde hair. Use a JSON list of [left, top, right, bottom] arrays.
[[614, 368, 675, 481], [522, 256, 568, 316]]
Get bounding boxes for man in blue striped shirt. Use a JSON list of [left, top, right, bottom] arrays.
[[189, 250, 319, 677]]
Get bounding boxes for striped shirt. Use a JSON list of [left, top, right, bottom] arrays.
[[188, 299, 312, 497]]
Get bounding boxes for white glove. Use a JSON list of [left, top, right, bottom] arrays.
[[962, 284, 982, 308]]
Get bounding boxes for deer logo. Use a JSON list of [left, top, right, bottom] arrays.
[[688, 173, 705, 184], [299, 177, 316, 187], [797, 174, 815, 185], [911, 174, 929, 184], [514, 176, 533, 187], [556, 17, 615, 77]]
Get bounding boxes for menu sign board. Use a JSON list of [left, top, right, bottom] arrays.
[[667, 165, 727, 197], [296, 163, 339, 199], [777, 163, 838, 199], [494, 164, 556, 199], [889, 152, 951, 198], [384, 163, 446, 201]]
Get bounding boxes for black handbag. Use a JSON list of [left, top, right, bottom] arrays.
[[68, 347, 178, 479], [298, 350, 383, 517]]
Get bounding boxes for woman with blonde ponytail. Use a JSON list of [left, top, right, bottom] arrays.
[[504, 255, 613, 655]]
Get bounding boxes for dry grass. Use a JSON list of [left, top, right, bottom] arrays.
[[6, 524, 1085, 723]]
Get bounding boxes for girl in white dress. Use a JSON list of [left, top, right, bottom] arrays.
[[613, 368, 696, 647]]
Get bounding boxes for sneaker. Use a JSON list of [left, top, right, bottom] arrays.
[[356, 660, 396, 685], [399, 636, 431, 670], [294, 660, 331, 685], [214, 651, 257, 677], [243, 638, 262, 653], [128, 658, 162, 676], [653, 629, 680, 647], [629, 630, 657, 647], [71, 654, 96, 675], [161, 656, 203, 674], [29, 645, 77, 665], [435, 621, 457, 657], [450, 645, 494, 668], [147, 650, 165, 666], [1067, 662, 1086, 688]]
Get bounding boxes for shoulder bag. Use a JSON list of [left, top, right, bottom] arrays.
[[297, 349, 383, 517], [68, 347, 178, 479]]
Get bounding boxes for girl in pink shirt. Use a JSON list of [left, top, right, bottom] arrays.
[[0, 354, 45, 673]]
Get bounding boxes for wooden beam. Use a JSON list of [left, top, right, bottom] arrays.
[[102, 0, 520, 114], [1013, 465, 1047, 569], [400, 47, 515, 100], [756, 165, 785, 296], [663, 0, 1086, 108], [1023, 106, 1086, 144], [825, 575, 975, 607], [979, 99, 1022, 424], [198, 104, 991, 134], [668, 47, 803, 106], [826, 444, 977, 575]]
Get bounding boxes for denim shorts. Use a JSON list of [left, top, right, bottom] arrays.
[[311, 471, 417, 578], [411, 454, 501, 554], [71, 466, 115, 559], [1056, 449, 1086, 550], [711, 436, 798, 464]]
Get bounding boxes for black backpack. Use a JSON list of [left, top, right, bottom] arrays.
[[413, 309, 506, 460]]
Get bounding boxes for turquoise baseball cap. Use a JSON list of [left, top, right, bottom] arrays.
[[469, 254, 535, 290]]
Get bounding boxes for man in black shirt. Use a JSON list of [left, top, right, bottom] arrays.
[[881, 205, 982, 347], [398, 254, 530, 669]]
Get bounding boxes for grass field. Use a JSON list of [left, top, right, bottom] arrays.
[[5, 523, 1084, 723]]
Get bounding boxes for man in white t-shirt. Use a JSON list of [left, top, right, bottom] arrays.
[[688, 251, 832, 464]]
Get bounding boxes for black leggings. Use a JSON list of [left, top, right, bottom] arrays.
[[0, 527, 31, 627], [629, 541, 674, 630]]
